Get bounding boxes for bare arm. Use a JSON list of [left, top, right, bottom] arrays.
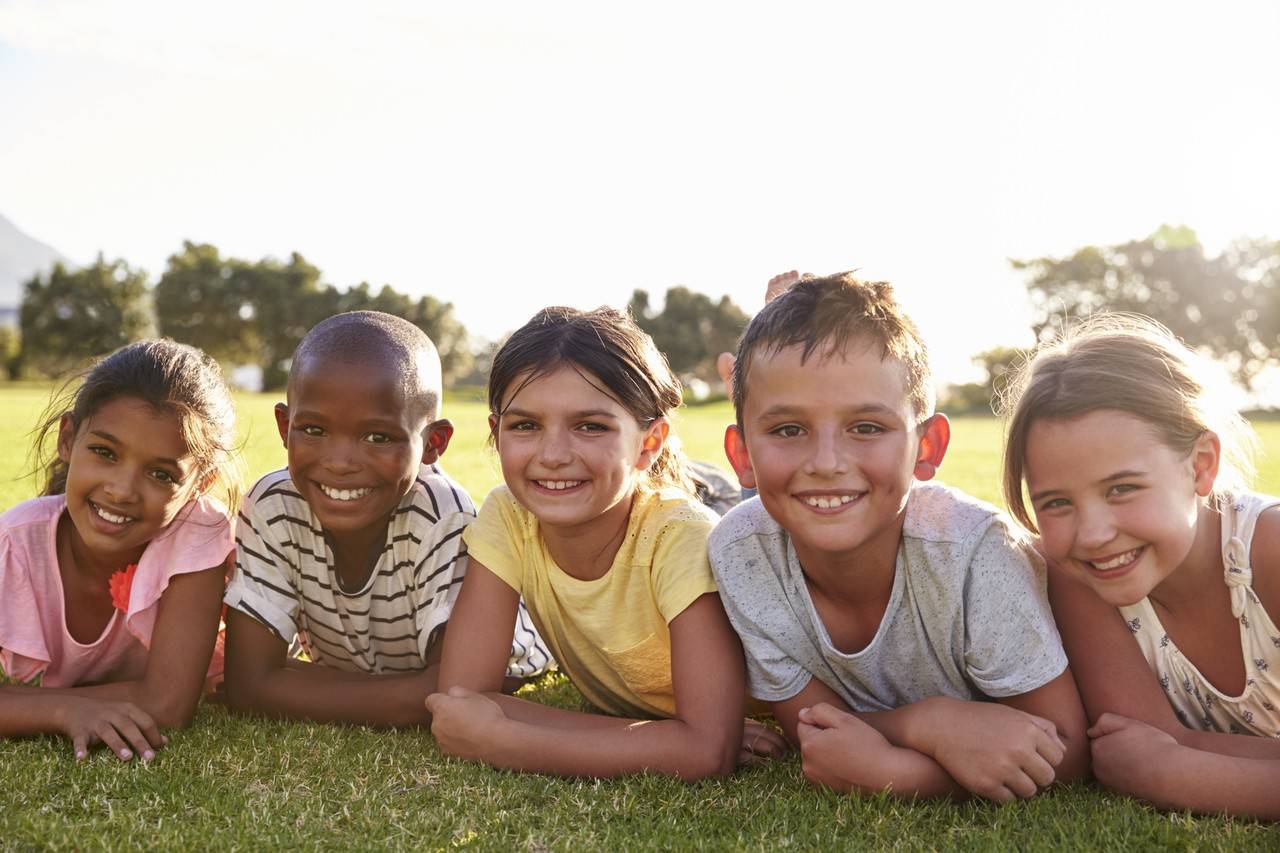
[[1089, 713, 1280, 820], [223, 608, 437, 727], [1050, 565, 1280, 759], [429, 590, 745, 780]]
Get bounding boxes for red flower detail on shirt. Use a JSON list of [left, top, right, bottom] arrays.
[[109, 563, 138, 613]]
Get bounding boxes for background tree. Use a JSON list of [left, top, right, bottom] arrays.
[[628, 286, 749, 384], [16, 256, 151, 377], [154, 242, 259, 366], [0, 324, 19, 379], [1012, 225, 1280, 387], [241, 253, 332, 390], [938, 346, 1027, 415]]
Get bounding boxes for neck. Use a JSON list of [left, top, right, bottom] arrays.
[[1150, 500, 1224, 613], [541, 492, 635, 581], [793, 513, 905, 608], [58, 512, 137, 582]]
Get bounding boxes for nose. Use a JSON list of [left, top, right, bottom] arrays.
[[803, 428, 847, 477], [102, 466, 141, 504], [1076, 501, 1117, 551], [322, 437, 362, 474], [536, 426, 574, 468]]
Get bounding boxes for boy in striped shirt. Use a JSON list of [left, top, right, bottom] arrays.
[[224, 311, 548, 726]]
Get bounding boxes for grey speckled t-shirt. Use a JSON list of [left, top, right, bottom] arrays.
[[708, 482, 1067, 710]]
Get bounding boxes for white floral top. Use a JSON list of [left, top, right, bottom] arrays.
[[1118, 492, 1280, 737]]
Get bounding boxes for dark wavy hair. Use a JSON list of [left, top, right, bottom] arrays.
[[487, 306, 694, 494], [33, 339, 243, 508]]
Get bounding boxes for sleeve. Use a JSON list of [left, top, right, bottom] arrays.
[[708, 535, 810, 702], [649, 505, 719, 624], [124, 496, 235, 645], [962, 519, 1069, 697], [413, 508, 473, 659], [0, 532, 51, 685], [459, 488, 526, 596], [223, 496, 303, 645]]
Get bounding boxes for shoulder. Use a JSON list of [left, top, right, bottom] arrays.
[[902, 482, 1006, 545], [242, 468, 304, 516], [709, 496, 781, 551], [1247, 492, 1280, 602], [638, 486, 718, 531], [0, 495, 64, 535], [411, 464, 476, 518]]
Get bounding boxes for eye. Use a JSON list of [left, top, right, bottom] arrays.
[[1037, 497, 1070, 512], [505, 420, 537, 432], [88, 445, 116, 460], [576, 421, 609, 434], [149, 469, 180, 486], [363, 432, 392, 445], [1107, 483, 1140, 498], [851, 422, 886, 436], [300, 425, 325, 437], [770, 424, 804, 438]]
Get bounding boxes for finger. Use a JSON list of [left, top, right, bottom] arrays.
[[800, 702, 851, 729], [1024, 752, 1057, 789], [1005, 770, 1039, 800], [1026, 713, 1066, 753], [72, 733, 89, 761], [744, 722, 789, 756], [130, 708, 164, 753], [986, 784, 1016, 804], [1087, 712, 1133, 739], [115, 717, 157, 761], [96, 724, 133, 761], [446, 686, 473, 699], [424, 693, 445, 714], [738, 747, 768, 767], [1033, 726, 1066, 767], [796, 721, 819, 744]]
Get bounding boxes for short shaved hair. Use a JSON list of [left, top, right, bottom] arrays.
[[290, 311, 443, 419]]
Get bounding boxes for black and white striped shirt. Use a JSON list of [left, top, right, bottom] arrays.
[[225, 465, 550, 677]]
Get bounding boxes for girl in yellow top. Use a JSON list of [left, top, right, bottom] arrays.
[[427, 306, 784, 780]]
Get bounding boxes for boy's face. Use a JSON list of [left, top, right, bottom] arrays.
[[275, 356, 451, 551], [725, 342, 947, 572]]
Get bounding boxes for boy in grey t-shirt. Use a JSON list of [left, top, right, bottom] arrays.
[[716, 273, 1088, 801]]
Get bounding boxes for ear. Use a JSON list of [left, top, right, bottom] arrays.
[[274, 403, 290, 447], [723, 424, 757, 490], [422, 419, 455, 464], [1190, 430, 1221, 497], [912, 413, 950, 482], [56, 413, 78, 463], [636, 417, 670, 470]]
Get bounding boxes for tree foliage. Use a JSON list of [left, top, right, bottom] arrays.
[[336, 283, 473, 384], [939, 346, 1028, 415], [154, 242, 258, 364], [627, 286, 749, 384], [1013, 225, 1280, 386], [17, 256, 151, 377]]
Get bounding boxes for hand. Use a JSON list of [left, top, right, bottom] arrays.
[[765, 270, 805, 304], [425, 686, 508, 761], [739, 718, 789, 766], [1088, 713, 1179, 804], [796, 703, 898, 793], [56, 696, 167, 762], [925, 698, 1064, 802]]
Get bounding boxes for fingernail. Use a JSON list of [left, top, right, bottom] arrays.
[[76, 750, 86, 760], [161, 735, 169, 745], [143, 750, 155, 761], [120, 749, 132, 759]]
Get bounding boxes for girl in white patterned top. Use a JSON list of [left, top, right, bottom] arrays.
[[1001, 313, 1280, 820]]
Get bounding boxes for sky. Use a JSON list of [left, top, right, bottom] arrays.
[[1, 1, 1278, 386]]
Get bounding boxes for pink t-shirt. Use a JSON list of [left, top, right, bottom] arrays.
[[0, 494, 233, 688]]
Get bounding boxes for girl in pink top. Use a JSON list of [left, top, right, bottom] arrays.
[[0, 340, 240, 762]]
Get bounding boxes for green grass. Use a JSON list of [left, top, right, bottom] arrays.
[[2, 384, 1279, 849]]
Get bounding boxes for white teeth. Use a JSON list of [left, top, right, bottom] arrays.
[[804, 495, 855, 508], [93, 503, 131, 524], [537, 480, 582, 491], [320, 484, 373, 501], [1090, 548, 1143, 571]]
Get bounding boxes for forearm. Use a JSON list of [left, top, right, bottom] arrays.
[[488, 694, 637, 731], [7, 681, 194, 729], [0, 688, 72, 738], [838, 742, 965, 800], [1124, 744, 1280, 820], [1176, 726, 1280, 759], [229, 664, 438, 727], [473, 714, 737, 781]]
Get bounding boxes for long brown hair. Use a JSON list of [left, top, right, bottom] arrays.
[[487, 306, 694, 495]]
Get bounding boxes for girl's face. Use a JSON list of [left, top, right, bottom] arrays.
[[1023, 409, 1219, 606], [57, 395, 203, 569], [491, 365, 666, 536]]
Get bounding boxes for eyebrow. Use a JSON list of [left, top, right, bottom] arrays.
[[1028, 469, 1148, 502], [501, 407, 621, 420], [757, 403, 899, 419], [88, 429, 184, 469]]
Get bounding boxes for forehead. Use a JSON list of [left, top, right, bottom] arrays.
[[82, 397, 194, 461], [289, 356, 421, 421], [742, 341, 913, 418], [501, 365, 628, 414], [1024, 411, 1174, 483]]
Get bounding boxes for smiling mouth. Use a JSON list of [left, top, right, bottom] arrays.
[[1086, 546, 1144, 573], [319, 484, 374, 502], [90, 500, 134, 525], [797, 493, 862, 510], [534, 479, 584, 491]]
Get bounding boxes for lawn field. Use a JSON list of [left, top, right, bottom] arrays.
[[1, 383, 1278, 850]]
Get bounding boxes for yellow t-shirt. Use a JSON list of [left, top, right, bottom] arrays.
[[463, 485, 719, 719]]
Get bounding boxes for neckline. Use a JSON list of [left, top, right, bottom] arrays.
[[51, 502, 123, 650], [787, 535, 905, 660]]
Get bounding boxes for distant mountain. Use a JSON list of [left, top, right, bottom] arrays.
[[0, 213, 72, 308]]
